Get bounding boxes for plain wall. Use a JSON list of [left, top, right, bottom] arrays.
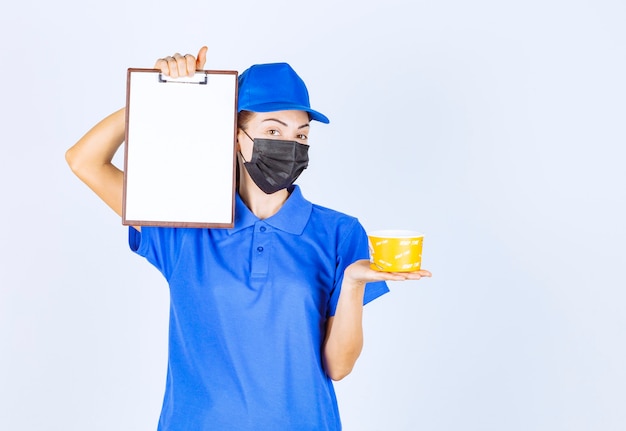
[[1, 0, 625, 430]]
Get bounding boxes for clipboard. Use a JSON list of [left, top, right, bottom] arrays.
[[123, 68, 238, 228]]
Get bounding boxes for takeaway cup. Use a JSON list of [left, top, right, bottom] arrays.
[[368, 230, 424, 272]]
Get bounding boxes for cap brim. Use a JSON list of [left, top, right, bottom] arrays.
[[238, 102, 330, 124]]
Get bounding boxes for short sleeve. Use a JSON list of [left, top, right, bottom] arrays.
[[327, 219, 389, 317], [128, 226, 183, 280]]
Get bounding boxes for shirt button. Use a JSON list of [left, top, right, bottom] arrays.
[[257, 246, 264, 252], [260, 226, 267, 232]]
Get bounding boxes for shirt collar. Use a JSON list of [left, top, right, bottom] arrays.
[[228, 185, 312, 235]]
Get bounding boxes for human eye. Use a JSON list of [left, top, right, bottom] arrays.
[[297, 133, 308, 142], [267, 129, 281, 136]]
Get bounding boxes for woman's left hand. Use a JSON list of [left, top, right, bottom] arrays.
[[323, 260, 432, 379], [344, 259, 432, 285]]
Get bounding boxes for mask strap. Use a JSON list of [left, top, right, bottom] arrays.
[[238, 128, 255, 163], [241, 128, 255, 143], [238, 151, 249, 163]]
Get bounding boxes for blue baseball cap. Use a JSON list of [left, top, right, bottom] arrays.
[[237, 62, 330, 124]]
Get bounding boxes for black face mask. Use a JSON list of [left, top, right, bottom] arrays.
[[240, 130, 309, 194]]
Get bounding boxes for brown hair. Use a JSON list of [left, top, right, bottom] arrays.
[[237, 110, 255, 131]]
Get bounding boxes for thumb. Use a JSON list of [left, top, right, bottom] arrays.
[[196, 46, 208, 69]]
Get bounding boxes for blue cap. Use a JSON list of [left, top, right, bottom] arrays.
[[237, 62, 330, 124]]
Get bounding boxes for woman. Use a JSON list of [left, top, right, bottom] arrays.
[[66, 46, 431, 431]]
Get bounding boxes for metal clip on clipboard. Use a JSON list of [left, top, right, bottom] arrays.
[[158, 72, 209, 85]]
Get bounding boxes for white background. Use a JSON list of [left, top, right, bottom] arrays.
[[1, 0, 625, 430]]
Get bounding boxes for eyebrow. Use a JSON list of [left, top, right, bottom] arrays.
[[261, 118, 310, 129]]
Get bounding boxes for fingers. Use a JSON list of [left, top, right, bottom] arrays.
[[196, 46, 208, 70], [399, 272, 429, 280], [154, 53, 189, 78], [345, 260, 432, 283], [371, 268, 432, 282], [154, 47, 208, 78], [387, 269, 432, 281]]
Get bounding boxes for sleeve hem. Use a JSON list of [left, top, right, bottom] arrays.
[[363, 281, 390, 306]]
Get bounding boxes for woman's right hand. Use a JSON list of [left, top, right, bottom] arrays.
[[154, 46, 208, 78]]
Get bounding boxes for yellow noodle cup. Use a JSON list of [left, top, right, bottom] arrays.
[[368, 230, 424, 272]]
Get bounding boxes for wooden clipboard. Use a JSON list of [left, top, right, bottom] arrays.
[[123, 68, 238, 228]]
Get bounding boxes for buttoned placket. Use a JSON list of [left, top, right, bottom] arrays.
[[251, 222, 271, 277]]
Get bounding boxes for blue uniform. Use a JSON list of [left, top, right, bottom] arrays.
[[129, 185, 388, 430]]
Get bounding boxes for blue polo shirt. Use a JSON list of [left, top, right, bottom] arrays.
[[129, 185, 389, 431]]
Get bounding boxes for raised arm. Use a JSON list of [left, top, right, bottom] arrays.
[[65, 107, 127, 217]]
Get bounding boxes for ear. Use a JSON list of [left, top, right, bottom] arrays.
[[235, 129, 244, 151]]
